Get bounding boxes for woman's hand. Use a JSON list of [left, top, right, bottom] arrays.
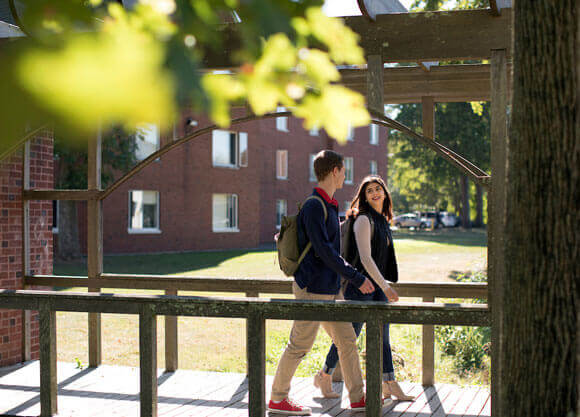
[[384, 285, 399, 302], [345, 207, 359, 219]]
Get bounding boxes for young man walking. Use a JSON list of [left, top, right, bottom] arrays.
[[268, 150, 376, 416]]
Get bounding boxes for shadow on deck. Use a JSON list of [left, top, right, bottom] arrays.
[[0, 361, 490, 417]]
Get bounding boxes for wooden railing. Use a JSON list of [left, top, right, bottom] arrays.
[[24, 275, 488, 386], [1, 289, 489, 417]]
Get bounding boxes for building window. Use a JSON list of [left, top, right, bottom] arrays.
[[212, 130, 248, 168], [129, 190, 160, 233], [276, 106, 289, 132], [309, 154, 317, 182], [276, 199, 287, 229], [344, 157, 354, 184], [346, 126, 354, 141], [369, 160, 378, 175], [370, 124, 379, 145], [212, 194, 239, 232], [52, 200, 58, 233], [309, 126, 319, 136], [276, 150, 288, 179], [135, 123, 160, 161]]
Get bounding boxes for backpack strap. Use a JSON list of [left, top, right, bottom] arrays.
[[296, 195, 328, 265]]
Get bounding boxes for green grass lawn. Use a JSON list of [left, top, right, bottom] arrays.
[[53, 228, 489, 387]]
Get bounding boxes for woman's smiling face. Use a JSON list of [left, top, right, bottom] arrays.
[[365, 181, 385, 211]]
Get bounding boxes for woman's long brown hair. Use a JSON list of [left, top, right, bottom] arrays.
[[350, 175, 394, 222]]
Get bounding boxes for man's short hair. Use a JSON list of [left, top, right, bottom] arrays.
[[314, 150, 344, 182]]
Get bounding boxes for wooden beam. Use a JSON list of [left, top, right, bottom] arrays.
[[344, 9, 512, 62], [489, 48, 508, 417], [164, 289, 178, 372], [422, 96, 435, 140], [24, 275, 489, 299], [87, 129, 103, 368], [367, 54, 384, 114], [22, 190, 103, 201], [366, 318, 383, 416], [139, 305, 158, 417], [196, 9, 511, 69], [422, 296, 435, 386], [39, 302, 57, 417], [247, 308, 266, 417], [340, 64, 508, 103]]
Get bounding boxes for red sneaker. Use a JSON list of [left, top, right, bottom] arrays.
[[267, 398, 312, 415], [350, 396, 388, 411]]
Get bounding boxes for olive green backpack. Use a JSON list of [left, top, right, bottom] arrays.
[[275, 196, 327, 277]]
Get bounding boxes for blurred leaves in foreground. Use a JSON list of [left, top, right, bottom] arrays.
[[0, 0, 370, 155]]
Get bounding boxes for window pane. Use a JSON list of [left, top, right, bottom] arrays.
[[276, 106, 288, 132], [370, 160, 377, 175], [130, 190, 158, 229], [213, 194, 228, 230], [135, 123, 160, 160], [370, 124, 379, 145], [345, 157, 354, 183], [309, 154, 316, 182], [213, 130, 234, 166], [346, 126, 354, 141], [229, 133, 237, 166], [276, 199, 287, 227], [239, 132, 248, 167], [277, 150, 287, 179]]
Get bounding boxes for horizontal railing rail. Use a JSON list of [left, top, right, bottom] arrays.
[[0, 289, 489, 417]]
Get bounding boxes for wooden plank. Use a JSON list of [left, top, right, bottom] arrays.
[[422, 296, 435, 386], [0, 290, 491, 326], [24, 275, 489, 299], [489, 48, 507, 417], [87, 130, 103, 368], [246, 308, 265, 417], [22, 189, 103, 201], [422, 96, 435, 140], [448, 386, 480, 415], [21, 140, 32, 362], [367, 54, 384, 114], [139, 305, 158, 417], [39, 302, 57, 417], [366, 318, 383, 417], [164, 289, 178, 372], [463, 388, 490, 416]]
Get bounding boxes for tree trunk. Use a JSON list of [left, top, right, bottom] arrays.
[[460, 175, 471, 228], [501, 3, 578, 417], [474, 184, 484, 227], [57, 200, 81, 260]]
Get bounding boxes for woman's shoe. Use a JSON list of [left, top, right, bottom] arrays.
[[313, 370, 340, 398], [383, 381, 415, 401]]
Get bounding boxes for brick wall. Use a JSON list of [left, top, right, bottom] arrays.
[[0, 132, 54, 367], [76, 111, 389, 255]]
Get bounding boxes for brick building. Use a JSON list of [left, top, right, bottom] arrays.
[[0, 133, 54, 367], [77, 109, 389, 254]]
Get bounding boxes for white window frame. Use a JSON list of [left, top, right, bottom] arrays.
[[128, 190, 161, 234], [346, 126, 354, 142], [212, 193, 239, 232], [309, 154, 317, 182], [276, 150, 288, 180], [309, 126, 319, 136], [276, 199, 287, 229], [212, 130, 248, 168], [369, 160, 378, 175], [135, 123, 160, 161], [370, 124, 379, 145], [276, 106, 289, 132], [344, 157, 354, 184]]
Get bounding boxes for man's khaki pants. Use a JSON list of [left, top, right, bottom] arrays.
[[270, 282, 365, 403]]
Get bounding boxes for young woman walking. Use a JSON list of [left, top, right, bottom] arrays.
[[313, 175, 415, 402]]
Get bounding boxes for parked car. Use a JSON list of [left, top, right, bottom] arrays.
[[439, 211, 461, 227], [419, 211, 442, 229], [393, 213, 429, 229]]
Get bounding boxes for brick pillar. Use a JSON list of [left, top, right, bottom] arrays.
[[0, 131, 54, 367]]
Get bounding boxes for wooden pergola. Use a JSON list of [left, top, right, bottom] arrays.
[[1, 4, 512, 417]]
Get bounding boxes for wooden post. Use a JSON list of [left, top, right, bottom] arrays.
[[139, 305, 158, 417], [21, 140, 32, 361], [88, 129, 103, 367], [422, 296, 435, 385], [489, 48, 508, 417], [422, 96, 435, 140], [247, 308, 266, 417], [164, 289, 178, 372], [367, 54, 384, 177], [39, 301, 57, 417], [366, 318, 383, 417]]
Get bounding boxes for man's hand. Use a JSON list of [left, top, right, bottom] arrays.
[[359, 278, 375, 294], [384, 285, 399, 302]]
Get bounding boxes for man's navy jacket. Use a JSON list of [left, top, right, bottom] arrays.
[[295, 189, 367, 294]]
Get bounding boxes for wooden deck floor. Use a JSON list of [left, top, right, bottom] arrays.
[[0, 361, 490, 417]]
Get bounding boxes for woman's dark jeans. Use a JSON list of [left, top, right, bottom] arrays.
[[322, 283, 395, 381]]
